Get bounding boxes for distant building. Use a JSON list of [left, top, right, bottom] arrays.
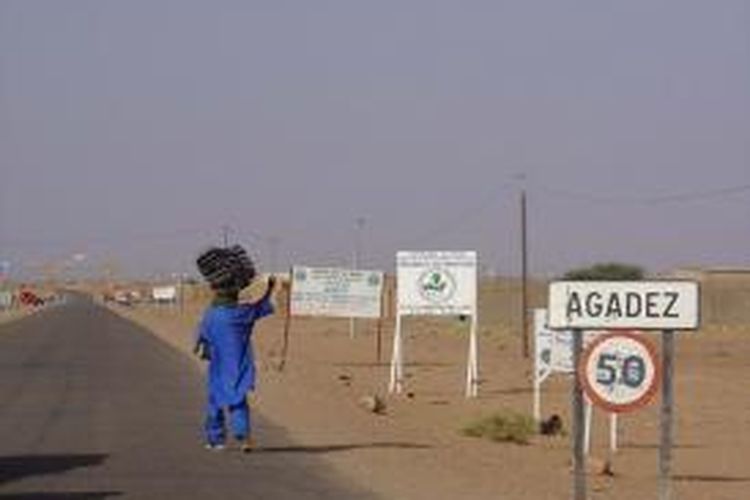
[[671, 267, 750, 283]]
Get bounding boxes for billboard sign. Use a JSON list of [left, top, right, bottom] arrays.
[[396, 251, 477, 316], [290, 266, 384, 318]]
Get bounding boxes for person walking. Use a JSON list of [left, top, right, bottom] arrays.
[[194, 246, 276, 452]]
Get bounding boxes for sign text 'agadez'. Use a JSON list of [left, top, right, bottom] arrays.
[[547, 281, 699, 330]]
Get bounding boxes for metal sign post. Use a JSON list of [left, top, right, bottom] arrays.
[[572, 329, 586, 500], [389, 313, 404, 393], [659, 330, 675, 500], [466, 313, 479, 397]]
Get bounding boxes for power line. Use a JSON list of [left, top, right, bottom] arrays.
[[535, 182, 750, 205], [400, 182, 517, 248]]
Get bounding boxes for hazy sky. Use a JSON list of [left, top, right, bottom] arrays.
[[1, 0, 748, 280]]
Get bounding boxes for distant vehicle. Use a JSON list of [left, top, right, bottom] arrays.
[[113, 290, 132, 306], [128, 290, 143, 304], [18, 290, 44, 307]]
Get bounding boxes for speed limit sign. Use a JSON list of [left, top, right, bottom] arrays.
[[579, 331, 660, 413]]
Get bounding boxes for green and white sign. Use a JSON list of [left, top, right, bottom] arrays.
[[391, 251, 479, 398], [396, 251, 477, 316], [290, 266, 384, 318]]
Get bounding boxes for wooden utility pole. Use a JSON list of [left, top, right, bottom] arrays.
[[520, 188, 529, 358]]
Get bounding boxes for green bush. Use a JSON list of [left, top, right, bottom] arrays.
[[562, 262, 645, 281], [462, 412, 536, 445]]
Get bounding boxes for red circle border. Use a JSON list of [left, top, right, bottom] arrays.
[[578, 331, 661, 414]]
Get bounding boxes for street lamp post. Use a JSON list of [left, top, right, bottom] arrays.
[[350, 217, 366, 338]]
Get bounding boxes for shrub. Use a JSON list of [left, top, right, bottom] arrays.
[[562, 262, 644, 281], [462, 411, 536, 445]]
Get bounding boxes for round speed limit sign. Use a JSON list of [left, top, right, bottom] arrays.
[[579, 331, 660, 413]]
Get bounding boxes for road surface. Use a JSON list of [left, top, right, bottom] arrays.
[[0, 295, 376, 499]]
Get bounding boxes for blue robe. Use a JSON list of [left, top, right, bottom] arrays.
[[196, 296, 274, 407]]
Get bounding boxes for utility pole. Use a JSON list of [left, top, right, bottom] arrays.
[[268, 236, 280, 274], [355, 217, 366, 269], [520, 184, 530, 359], [350, 217, 366, 338], [221, 225, 231, 248]]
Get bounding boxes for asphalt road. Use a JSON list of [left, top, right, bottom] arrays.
[[0, 295, 376, 499]]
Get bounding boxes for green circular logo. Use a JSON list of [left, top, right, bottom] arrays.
[[418, 268, 457, 304]]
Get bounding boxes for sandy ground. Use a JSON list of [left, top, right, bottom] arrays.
[[0, 306, 39, 326], [100, 283, 750, 500]]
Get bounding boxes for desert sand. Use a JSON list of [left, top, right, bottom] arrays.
[[102, 278, 750, 500]]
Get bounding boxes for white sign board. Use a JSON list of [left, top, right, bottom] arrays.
[[396, 251, 477, 316], [0, 291, 13, 309], [152, 286, 177, 302], [535, 310, 578, 377], [548, 281, 699, 330], [391, 251, 479, 398], [290, 267, 383, 319], [533, 308, 606, 423]]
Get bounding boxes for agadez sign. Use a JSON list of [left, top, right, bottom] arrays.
[[548, 281, 699, 330], [566, 290, 679, 319], [547, 280, 700, 500]]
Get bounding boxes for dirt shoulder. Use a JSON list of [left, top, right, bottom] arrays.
[[111, 298, 750, 500]]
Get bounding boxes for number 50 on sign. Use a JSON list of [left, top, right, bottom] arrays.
[[579, 332, 660, 413]]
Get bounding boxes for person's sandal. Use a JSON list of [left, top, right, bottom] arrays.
[[239, 437, 256, 453]]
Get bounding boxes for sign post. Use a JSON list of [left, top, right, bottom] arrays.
[[548, 280, 699, 500], [534, 309, 616, 455], [659, 330, 675, 500], [572, 329, 586, 500], [390, 251, 478, 397]]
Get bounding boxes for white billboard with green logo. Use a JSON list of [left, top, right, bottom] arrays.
[[396, 251, 477, 316], [392, 251, 479, 398]]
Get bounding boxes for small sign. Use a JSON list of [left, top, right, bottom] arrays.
[[152, 286, 177, 303], [290, 266, 383, 318], [396, 251, 477, 316], [548, 281, 699, 330], [0, 291, 13, 309], [579, 332, 660, 413], [535, 309, 609, 376]]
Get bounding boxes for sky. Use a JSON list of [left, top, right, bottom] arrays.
[[1, 0, 748, 281]]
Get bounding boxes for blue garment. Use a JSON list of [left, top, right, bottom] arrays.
[[205, 392, 250, 445], [196, 296, 273, 442]]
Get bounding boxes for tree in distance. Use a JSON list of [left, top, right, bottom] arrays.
[[562, 262, 645, 281]]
